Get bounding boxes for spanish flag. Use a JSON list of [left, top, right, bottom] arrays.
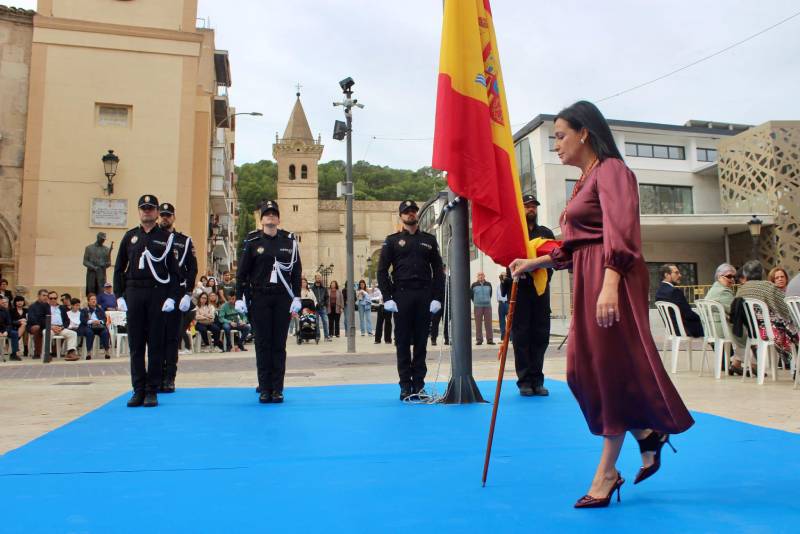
[[432, 0, 533, 267]]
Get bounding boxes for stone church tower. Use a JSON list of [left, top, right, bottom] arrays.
[[274, 93, 324, 274]]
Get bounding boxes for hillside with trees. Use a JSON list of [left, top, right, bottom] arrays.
[[235, 160, 446, 242]]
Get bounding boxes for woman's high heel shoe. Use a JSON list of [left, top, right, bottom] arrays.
[[634, 430, 677, 485], [574, 472, 624, 509]]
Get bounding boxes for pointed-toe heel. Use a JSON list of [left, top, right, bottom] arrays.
[[574, 472, 624, 509]]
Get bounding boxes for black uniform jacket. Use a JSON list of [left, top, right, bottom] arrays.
[[377, 228, 445, 303], [113, 225, 182, 302], [236, 229, 302, 300], [170, 230, 198, 296]]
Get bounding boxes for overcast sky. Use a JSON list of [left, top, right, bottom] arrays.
[[14, 0, 800, 169]]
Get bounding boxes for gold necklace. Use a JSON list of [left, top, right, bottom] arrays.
[[560, 157, 599, 227]]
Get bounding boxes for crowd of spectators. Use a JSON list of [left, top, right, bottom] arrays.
[[655, 262, 799, 377]]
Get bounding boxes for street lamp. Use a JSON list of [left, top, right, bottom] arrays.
[[366, 257, 373, 287], [333, 76, 365, 353], [216, 111, 263, 129], [747, 214, 763, 260], [101, 149, 119, 195]]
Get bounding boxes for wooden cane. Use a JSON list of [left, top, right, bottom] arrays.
[[482, 278, 519, 487]]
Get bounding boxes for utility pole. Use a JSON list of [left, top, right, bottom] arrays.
[[333, 77, 364, 354]]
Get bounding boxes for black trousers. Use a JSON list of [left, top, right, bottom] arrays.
[[374, 306, 392, 343], [328, 312, 341, 337], [250, 290, 292, 393], [512, 285, 551, 389], [163, 308, 182, 382], [393, 287, 431, 390], [126, 286, 168, 393]]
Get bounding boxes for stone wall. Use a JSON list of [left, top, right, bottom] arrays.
[[0, 6, 33, 289]]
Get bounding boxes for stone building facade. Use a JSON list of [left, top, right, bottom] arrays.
[[0, 5, 33, 289]]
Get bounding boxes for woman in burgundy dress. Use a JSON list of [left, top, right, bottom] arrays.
[[511, 101, 694, 509]]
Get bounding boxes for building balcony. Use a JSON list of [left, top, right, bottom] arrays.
[[214, 94, 229, 128]]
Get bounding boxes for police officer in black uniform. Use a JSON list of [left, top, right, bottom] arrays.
[[114, 194, 182, 407], [235, 200, 302, 404], [508, 194, 554, 397], [377, 200, 445, 400], [158, 202, 197, 393]]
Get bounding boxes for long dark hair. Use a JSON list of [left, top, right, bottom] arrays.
[[555, 101, 622, 162]]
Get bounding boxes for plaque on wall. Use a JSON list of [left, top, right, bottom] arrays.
[[90, 198, 128, 228]]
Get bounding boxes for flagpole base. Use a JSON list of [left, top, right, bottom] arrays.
[[442, 375, 487, 404]]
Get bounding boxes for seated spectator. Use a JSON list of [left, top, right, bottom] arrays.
[[787, 272, 800, 298], [48, 291, 79, 361], [192, 276, 210, 302], [0, 278, 12, 301], [60, 293, 72, 314], [704, 263, 737, 335], [194, 292, 223, 352], [66, 298, 82, 336], [733, 260, 798, 373], [768, 267, 789, 293], [81, 293, 111, 359], [97, 282, 117, 311], [206, 276, 219, 296], [218, 293, 250, 351], [10, 296, 28, 358], [0, 295, 20, 360], [655, 263, 703, 337], [26, 289, 50, 359]]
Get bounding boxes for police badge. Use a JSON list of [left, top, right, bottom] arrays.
[[257, 246, 265, 254], [399, 239, 406, 247], [131, 236, 139, 244]]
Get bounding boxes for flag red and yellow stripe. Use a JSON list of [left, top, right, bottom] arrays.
[[432, 0, 533, 266]]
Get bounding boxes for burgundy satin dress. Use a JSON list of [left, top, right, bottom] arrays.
[[550, 158, 694, 436]]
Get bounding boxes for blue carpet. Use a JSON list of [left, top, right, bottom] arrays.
[[1, 381, 798, 533]]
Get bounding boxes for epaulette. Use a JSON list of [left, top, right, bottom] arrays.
[[278, 229, 295, 239]]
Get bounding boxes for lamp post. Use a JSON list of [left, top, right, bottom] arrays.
[[215, 111, 263, 129], [747, 214, 763, 261], [333, 77, 364, 353], [101, 149, 119, 195], [366, 257, 373, 287]]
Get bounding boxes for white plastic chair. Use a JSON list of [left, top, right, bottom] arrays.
[[784, 296, 800, 389], [107, 311, 128, 357], [655, 301, 696, 374], [694, 299, 715, 374], [50, 335, 65, 358], [741, 298, 778, 385], [696, 299, 734, 379]]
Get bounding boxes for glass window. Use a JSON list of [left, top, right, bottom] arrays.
[[301, 164, 308, 179], [638, 144, 653, 158], [625, 143, 638, 157], [515, 138, 536, 197], [638, 184, 693, 214], [669, 146, 685, 160], [697, 148, 717, 162], [548, 136, 557, 152], [653, 145, 669, 159], [289, 164, 296, 180]]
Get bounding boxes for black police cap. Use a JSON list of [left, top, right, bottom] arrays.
[[399, 200, 419, 214], [261, 200, 280, 217], [159, 202, 175, 215], [138, 194, 159, 208], [522, 194, 540, 206]]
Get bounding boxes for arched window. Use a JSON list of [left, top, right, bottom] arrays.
[[289, 164, 296, 180], [301, 164, 308, 179]]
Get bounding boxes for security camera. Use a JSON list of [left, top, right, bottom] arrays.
[[339, 77, 355, 91]]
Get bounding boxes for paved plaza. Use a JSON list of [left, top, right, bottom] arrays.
[[1, 332, 798, 456]]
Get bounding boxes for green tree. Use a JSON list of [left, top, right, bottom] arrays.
[[235, 160, 277, 244]]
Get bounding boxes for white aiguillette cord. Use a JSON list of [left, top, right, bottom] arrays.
[[272, 236, 298, 299], [137, 232, 175, 284]]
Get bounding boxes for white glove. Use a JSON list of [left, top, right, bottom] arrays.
[[235, 299, 248, 314], [430, 300, 442, 314], [117, 297, 127, 312], [179, 294, 192, 312], [290, 297, 302, 314], [161, 298, 175, 313], [383, 299, 398, 313]]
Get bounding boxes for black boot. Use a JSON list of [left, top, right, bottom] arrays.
[[259, 391, 272, 403], [143, 391, 158, 407], [127, 391, 145, 407], [270, 391, 284, 403]]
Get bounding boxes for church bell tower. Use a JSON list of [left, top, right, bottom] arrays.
[[274, 92, 324, 274]]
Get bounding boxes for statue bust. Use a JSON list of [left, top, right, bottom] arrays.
[[83, 232, 112, 296]]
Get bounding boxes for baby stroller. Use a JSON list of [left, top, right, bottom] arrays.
[[296, 298, 319, 344]]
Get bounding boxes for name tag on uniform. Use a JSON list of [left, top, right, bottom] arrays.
[[420, 243, 432, 250]]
